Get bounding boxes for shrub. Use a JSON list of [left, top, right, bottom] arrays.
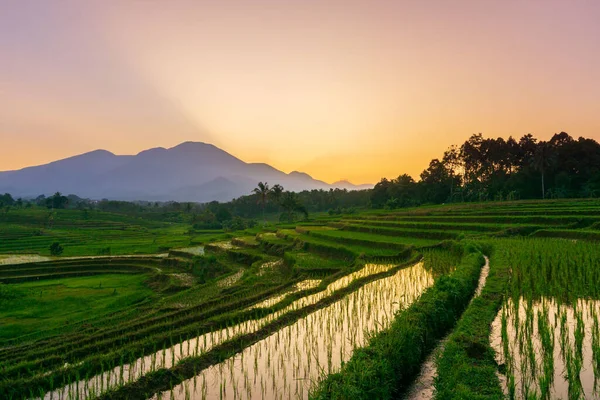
[[191, 255, 231, 283], [49, 242, 64, 256]]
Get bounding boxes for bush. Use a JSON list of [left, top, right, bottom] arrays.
[[222, 216, 257, 232], [49, 242, 64, 256], [191, 255, 231, 283], [97, 247, 111, 255]]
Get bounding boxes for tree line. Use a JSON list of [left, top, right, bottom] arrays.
[[0, 192, 69, 212], [371, 132, 600, 208], [3, 131, 598, 221], [193, 182, 368, 228]]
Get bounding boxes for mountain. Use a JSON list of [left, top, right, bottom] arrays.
[[0, 142, 372, 202], [332, 180, 374, 191]]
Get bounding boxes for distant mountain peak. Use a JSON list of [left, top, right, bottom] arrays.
[[0, 141, 369, 202], [136, 147, 167, 156], [332, 180, 374, 190], [85, 149, 115, 156], [288, 171, 313, 179], [170, 141, 211, 151], [61, 149, 116, 160]]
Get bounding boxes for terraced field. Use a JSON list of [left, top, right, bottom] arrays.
[[1, 199, 600, 399], [0, 209, 226, 256]]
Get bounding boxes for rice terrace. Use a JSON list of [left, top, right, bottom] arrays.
[[3, 1, 600, 399], [2, 197, 600, 400]]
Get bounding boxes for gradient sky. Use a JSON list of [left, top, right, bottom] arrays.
[[2, 1, 599, 184]]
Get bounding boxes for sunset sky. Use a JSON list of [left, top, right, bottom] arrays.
[[2, 1, 599, 184]]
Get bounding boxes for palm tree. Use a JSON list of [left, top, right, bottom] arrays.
[[252, 182, 270, 221], [270, 184, 284, 205]]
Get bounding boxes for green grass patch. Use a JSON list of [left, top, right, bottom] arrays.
[[0, 274, 155, 342]]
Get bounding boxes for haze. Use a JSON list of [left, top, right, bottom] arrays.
[[2, 0, 599, 184]]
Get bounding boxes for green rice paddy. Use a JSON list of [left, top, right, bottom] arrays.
[[1, 199, 600, 399]]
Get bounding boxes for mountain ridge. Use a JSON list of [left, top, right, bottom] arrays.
[[0, 142, 373, 202]]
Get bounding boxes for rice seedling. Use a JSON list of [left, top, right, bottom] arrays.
[[35, 262, 407, 400], [243, 279, 321, 311], [491, 297, 600, 399], [151, 262, 434, 399], [5, 201, 600, 399]]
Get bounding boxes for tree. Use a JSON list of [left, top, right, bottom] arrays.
[[0, 193, 14, 207], [270, 184, 284, 205], [420, 159, 453, 203], [442, 145, 463, 200], [252, 182, 270, 221], [215, 207, 232, 223], [49, 242, 64, 256], [46, 192, 69, 209], [388, 174, 417, 207], [279, 192, 308, 222], [370, 178, 392, 208], [532, 142, 552, 199]]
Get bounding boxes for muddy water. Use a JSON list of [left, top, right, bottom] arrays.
[[40, 263, 401, 400], [154, 262, 434, 400], [175, 246, 205, 256], [0, 253, 168, 266], [490, 297, 600, 399], [405, 256, 490, 400], [0, 254, 51, 265], [217, 270, 244, 288]]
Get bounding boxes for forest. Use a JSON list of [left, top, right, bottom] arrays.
[[371, 131, 600, 208]]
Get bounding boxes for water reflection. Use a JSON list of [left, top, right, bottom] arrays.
[[491, 297, 600, 399], [155, 262, 433, 400], [41, 263, 412, 400]]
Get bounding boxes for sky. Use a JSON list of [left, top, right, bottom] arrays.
[[1, 1, 599, 184]]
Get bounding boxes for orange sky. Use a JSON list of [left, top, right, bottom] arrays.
[[2, 1, 599, 184]]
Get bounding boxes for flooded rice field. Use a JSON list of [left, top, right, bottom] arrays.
[[0, 254, 51, 265], [245, 279, 321, 311], [41, 262, 419, 400], [176, 246, 205, 256], [154, 261, 434, 400], [217, 270, 244, 288], [257, 260, 283, 276], [0, 253, 169, 266], [491, 297, 600, 399], [209, 242, 239, 250]]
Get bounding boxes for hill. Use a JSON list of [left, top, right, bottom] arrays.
[[0, 142, 372, 202]]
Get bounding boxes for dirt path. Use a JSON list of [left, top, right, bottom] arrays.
[[404, 255, 490, 400]]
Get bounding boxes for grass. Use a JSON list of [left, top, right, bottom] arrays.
[[293, 233, 410, 259], [305, 228, 439, 248], [0, 274, 155, 342], [0, 208, 195, 256]]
